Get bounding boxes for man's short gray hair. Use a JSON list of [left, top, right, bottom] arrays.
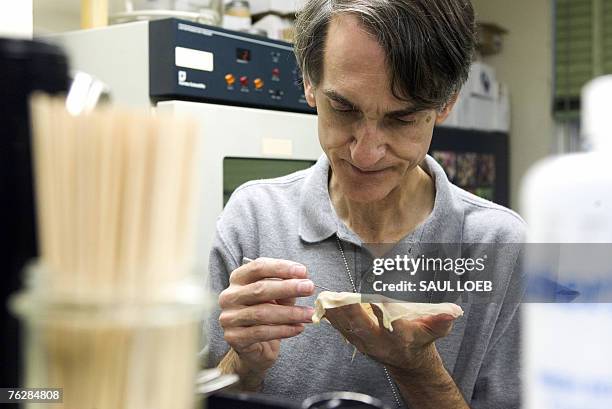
[[294, 0, 476, 109]]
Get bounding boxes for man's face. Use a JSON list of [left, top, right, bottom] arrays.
[[304, 14, 454, 203]]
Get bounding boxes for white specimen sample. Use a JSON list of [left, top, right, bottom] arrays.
[[312, 291, 463, 332]]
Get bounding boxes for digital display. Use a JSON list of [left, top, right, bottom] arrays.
[[236, 48, 251, 62]]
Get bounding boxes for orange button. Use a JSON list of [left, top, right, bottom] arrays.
[[225, 74, 235, 86], [254, 78, 264, 89]]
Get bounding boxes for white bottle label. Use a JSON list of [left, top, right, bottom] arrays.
[[524, 304, 612, 409]]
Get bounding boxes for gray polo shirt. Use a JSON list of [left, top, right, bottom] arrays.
[[206, 154, 525, 408]]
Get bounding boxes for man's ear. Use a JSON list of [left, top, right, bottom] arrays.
[[304, 77, 316, 108], [435, 93, 459, 125]]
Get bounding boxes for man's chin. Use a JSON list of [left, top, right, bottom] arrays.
[[331, 169, 398, 203]]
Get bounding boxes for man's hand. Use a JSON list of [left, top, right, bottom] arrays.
[[217, 257, 315, 390], [324, 304, 469, 409], [324, 303, 455, 373]]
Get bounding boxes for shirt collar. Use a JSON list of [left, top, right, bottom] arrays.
[[298, 155, 338, 243], [298, 154, 465, 245]]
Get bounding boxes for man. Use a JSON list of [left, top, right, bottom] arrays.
[[207, 1, 524, 408]]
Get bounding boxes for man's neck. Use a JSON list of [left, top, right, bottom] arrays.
[[330, 165, 435, 244]]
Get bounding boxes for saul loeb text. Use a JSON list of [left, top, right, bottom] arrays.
[[373, 280, 493, 292], [370, 254, 493, 295]]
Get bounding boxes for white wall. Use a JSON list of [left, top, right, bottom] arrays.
[[0, 0, 33, 38], [471, 0, 554, 211]]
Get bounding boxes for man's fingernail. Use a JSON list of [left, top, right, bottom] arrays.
[[298, 280, 314, 293], [292, 264, 307, 275], [304, 308, 315, 320]]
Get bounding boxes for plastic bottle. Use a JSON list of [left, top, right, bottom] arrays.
[[520, 76, 612, 409]]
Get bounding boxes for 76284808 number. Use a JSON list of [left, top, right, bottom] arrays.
[[1, 388, 63, 403]]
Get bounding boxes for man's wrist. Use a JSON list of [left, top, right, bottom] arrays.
[[387, 343, 441, 382], [387, 343, 469, 409], [218, 349, 267, 392]]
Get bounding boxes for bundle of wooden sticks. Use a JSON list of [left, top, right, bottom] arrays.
[[21, 94, 205, 409]]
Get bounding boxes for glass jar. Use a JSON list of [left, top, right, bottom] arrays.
[[225, 0, 250, 18], [10, 266, 211, 409], [109, 0, 224, 26], [223, 0, 251, 31]]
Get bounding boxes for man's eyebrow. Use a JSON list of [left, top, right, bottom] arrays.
[[322, 89, 424, 116], [323, 90, 357, 108]]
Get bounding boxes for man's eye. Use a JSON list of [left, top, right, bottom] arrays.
[[394, 117, 417, 126], [330, 101, 355, 112]]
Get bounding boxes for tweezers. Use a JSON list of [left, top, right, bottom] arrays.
[[242, 257, 332, 291]]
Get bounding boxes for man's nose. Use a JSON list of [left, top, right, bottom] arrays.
[[350, 119, 386, 169]]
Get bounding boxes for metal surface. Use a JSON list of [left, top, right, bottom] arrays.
[[302, 391, 391, 409]]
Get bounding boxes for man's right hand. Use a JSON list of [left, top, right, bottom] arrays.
[[217, 257, 315, 387]]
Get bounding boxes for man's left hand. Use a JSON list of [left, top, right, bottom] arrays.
[[324, 303, 457, 374]]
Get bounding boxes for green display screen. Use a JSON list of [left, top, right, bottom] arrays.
[[223, 157, 316, 206]]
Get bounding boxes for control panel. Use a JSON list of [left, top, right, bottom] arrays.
[[149, 19, 316, 114]]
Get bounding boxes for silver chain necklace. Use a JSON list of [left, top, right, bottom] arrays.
[[335, 235, 403, 408]]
